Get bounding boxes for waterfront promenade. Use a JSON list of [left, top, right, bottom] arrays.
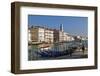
[[28, 40, 88, 60]]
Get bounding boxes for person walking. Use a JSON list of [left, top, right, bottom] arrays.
[[82, 45, 85, 54], [69, 48, 73, 56]]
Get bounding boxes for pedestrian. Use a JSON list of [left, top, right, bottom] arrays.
[[82, 45, 85, 54], [69, 48, 73, 56]]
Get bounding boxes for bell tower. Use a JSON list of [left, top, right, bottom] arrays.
[[60, 24, 63, 31]]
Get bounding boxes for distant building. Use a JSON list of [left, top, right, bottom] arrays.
[[53, 29, 59, 42], [66, 34, 75, 41], [59, 31, 64, 42], [77, 36, 81, 39], [29, 26, 45, 42], [28, 24, 77, 43], [28, 30, 32, 42], [38, 27, 45, 42], [81, 36, 88, 40], [53, 24, 74, 42], [53, 24, 64, 42], [53, 30, 74, 42], [29, 26, 53, 43], [74, 36, 83, 41], [44, 28, 54, 43]]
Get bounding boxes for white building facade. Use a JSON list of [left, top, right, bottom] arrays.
[[38, 28, 45, 42], [28, 26, 54, 43], [28, 30, 32, 42], [44, 29, 54, 43]]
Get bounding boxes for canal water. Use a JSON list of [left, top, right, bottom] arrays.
[[28, 40, 88, 60]]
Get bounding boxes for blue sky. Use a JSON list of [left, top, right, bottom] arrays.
[[28, 15, 88, 37]]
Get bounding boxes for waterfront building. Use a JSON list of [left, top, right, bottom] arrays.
[[66, 34, 75, 41], [29, 26, 53, 43], [81, 36, 88, 40], [38, 27, 45, 42], [75, 36, 88, 41], [53, 24, 74, 42], [29, 24, 75, 43], [59, 24, 64, 42], [59, 24, 74, 42], [44, 28, 54, 43], [63, 32, 68, 41], [59, 31, 64, 42], [53, 29, 64, 42], [29, 26, 45, 42], [28, 29, 32, 42], [53, 29, 59, 42], [53, 30, 74, 42], [77, 36, 81, 39]]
